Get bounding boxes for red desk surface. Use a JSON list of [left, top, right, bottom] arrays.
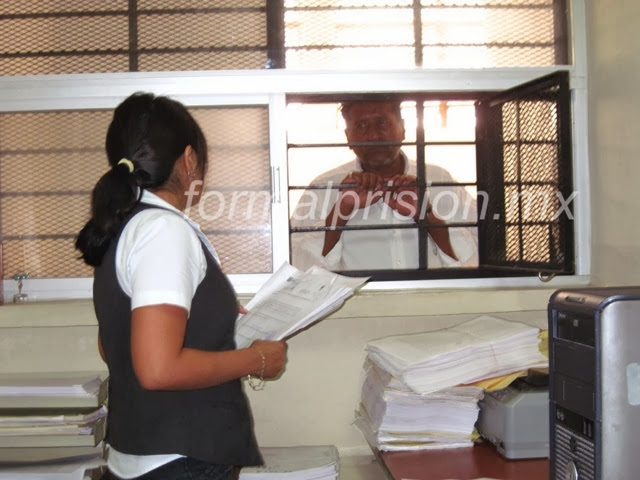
[[379, 442, 549, 480]]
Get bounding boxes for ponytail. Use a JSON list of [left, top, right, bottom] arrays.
[[75, 160, 140, 266]]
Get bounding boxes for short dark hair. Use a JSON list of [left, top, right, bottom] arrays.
[[340, 100, 403, 124]]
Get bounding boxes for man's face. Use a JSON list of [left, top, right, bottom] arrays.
[[344, 102, 405, 171]]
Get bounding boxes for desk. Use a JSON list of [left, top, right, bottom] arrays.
[[379, 442, 549, 480]]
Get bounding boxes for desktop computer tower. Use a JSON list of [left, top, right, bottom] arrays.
[[548, 287, 640, 480]]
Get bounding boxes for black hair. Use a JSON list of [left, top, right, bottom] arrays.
[[75, 92, 208, 267]]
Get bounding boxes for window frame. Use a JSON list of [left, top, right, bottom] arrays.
[[0, 66, 590, 300]]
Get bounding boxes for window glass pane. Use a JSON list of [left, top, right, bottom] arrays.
[[0, 2, 267, 75], [0, 106, 272, 279], [0, 110, 109, 279], [139, 51, 265, 71], [1, 17, 128, 54], [189, 107, 272, 274], [138, 12, 266, 49], [0, 55, 130, 76], [421, 5, 555, 68], [424, 101, 475, 142], [287, 96, 478, 276], [1, 1, 126, 14], [139, 0, 263, 8], [285, 0, 568, 69], [0, 13, 129, 75], [426, 146, 476, 186], [1, 0, 568, 75]]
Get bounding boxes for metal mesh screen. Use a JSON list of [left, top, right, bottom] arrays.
[[1, 0, 568, 75], [189, 107, 272, 274], [0, 1, 268, 75], [0, 106, 271, 279], [284, 0, 568, 69], [477, 73, 573, 272], [0, 110, 109, 279]]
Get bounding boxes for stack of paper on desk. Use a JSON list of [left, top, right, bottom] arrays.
[[0, 372, 108, 410], [356, 316, 547, 452], [239, 445, 339, 480], [0, 405, 107, 448], [235, 263, 368, 348], [355, 362, 483, 451], [0, 373, 108, 463], [365, 316, 548, 395], [0, 454, 105, 479]]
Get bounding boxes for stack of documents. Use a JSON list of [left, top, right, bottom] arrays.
[[236, 263, 368, 348], [0, 405, 107, 449], [355, 362, 483, 451], [239, 445, 339, 480], [356, 316, 548, 451], [0, 372, 107, 463], [365, 316, 548, 395], [0, 454, 105, 479]]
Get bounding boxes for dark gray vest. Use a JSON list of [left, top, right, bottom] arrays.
[[93, 203, 262, 466]]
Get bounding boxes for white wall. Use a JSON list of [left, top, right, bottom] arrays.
[[587, 0, 640, 285]]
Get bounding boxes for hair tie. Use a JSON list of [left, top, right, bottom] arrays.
[[117, 158, 135, 173]]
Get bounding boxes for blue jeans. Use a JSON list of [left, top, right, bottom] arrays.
[[112, 457, 234, 480]]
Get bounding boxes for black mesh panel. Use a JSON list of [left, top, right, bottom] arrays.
[[475, 71, 573, 274]]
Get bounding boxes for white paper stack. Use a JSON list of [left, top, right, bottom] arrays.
[[365, 316, 548, 395], [0, 454, 105, 479], [0, 405, 107, 448], [0, 372, 108, 410], [356, 316, 548, 452], [0, 373, 108, 463], [0, 376, 103, 398], [355, 362, 483, 451], [239, 445, 339, 480]]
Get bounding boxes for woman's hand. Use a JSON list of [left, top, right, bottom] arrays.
[[249, 340, 287, 379]]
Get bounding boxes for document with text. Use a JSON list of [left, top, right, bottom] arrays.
[[235, 263, 368, 349]]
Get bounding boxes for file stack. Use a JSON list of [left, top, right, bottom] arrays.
[[356, 361, 483, 451], [0, 372, 108, 476], [239, 445, 339, 480], [356, 316, 548, 451]]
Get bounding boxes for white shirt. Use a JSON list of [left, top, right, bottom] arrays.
[[108, 190, 219, 479], [290, 155, 478, 272]]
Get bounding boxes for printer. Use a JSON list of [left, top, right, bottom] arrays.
[[476, 373, 549, 460]]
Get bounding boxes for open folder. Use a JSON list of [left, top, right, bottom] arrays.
[[235, 263, 368, 349]]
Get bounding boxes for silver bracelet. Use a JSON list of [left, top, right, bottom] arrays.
[[248, 347, 266, 391]]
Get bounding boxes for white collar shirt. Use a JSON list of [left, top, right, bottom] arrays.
[[290, 154, 478, 271], [110, 190, 221, 478]]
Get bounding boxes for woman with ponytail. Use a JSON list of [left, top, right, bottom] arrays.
[[76, 93, 287, 480]]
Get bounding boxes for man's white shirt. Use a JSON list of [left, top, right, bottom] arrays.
[[290, 154, 478, 271]]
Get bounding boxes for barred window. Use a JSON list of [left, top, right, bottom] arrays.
[[288, 72, 574, 281], [0, 0, 569, 75]]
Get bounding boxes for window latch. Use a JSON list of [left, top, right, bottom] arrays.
[[12, 272, 29, 303]]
